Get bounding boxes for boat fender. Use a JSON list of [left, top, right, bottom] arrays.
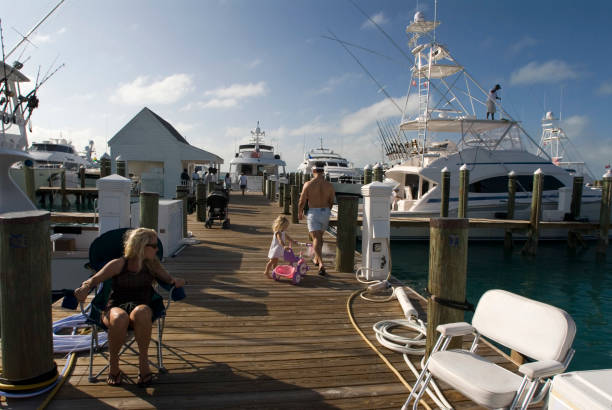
[[395, 286, 418, 319]]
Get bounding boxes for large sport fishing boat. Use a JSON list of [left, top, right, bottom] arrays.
[[297, 138, 362, 195], [371, 10, 605, 240], [229, 121, 287, 192]]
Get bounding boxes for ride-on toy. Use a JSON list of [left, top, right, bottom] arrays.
[[271, 244, 312, 285]]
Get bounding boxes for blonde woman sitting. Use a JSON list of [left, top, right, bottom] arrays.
[[74, 228, 185, 387]]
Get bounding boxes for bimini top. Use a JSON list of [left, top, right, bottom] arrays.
[[400, 118, 516, 133], [0, 62, 29, 82]]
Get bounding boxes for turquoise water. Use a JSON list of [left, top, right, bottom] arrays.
[[389, 241, 612, 371]]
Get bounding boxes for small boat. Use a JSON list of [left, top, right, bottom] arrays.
[[229, 121, 287, 191], [297, 138, 362, 196]]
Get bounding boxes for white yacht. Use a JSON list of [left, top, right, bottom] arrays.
[[368, 10, 605, 240], [229, 121, 287, 191], [297, 139, 362, 195], [9, 138, 88, 190]]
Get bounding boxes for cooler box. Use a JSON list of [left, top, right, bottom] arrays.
[[549, 369, 612, 410]]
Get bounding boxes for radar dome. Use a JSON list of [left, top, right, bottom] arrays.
[[414, 12, 425, 22]]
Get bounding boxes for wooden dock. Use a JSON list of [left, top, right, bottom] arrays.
[[12, 192, 525, 409]]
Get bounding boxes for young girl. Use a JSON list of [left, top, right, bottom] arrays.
[[264, 215, 296, 277]]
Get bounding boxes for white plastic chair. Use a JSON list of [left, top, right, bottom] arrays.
[[405, 289, 576, 409]]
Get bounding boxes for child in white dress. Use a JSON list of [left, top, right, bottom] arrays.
[[264, 216, 296, 277]]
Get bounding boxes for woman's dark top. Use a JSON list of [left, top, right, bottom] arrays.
[[106, 257, 157, 314]]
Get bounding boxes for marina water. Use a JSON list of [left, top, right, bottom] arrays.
[[390, 241, 612, 371]]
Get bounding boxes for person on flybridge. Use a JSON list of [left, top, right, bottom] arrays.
[[486, 84, 502, 120]]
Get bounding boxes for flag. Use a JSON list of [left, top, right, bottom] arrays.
[[606, 164, 611, 169]]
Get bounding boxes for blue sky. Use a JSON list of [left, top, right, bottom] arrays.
[[3, 0, 611, 175]]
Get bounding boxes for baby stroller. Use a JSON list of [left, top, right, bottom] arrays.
[[205, 187, 230, 229], [271, 243, 312, 285]]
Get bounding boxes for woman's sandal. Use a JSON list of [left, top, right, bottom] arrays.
[[106, 371, 123, 386], [137, 372, 154, 388]]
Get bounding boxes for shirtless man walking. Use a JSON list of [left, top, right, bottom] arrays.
[[298, 162, 335, 276]]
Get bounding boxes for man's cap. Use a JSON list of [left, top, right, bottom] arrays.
[[313, 161, 325, 172], [495, 84, 501, 90]]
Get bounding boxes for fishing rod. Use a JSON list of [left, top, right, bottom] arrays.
[[347, 0, 412, 64], [327, 29, 402, 114], [320, 35, 403, 64], [6, 0, 66, 59]]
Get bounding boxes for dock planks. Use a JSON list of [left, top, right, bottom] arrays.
[[9, 191, 529, 409]]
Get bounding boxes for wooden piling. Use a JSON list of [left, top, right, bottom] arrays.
[[176, 185, 189, 238], [568, 176, 584, 248], [271, 181, 276, 202], [116, 160, 126, 177], [140, 192, 159, 231], [440, 167, 450, 217], [0, 210, 56, 382], [363, 166, 372, 185], [279, 183, 284, 207], [60, 169, 69, 210], [458, 164, 469, 218], [24, 160, 35, 203], [335, 195, 359, 273], [522, 169, 543, 255], [291, 185, 299, 224], [196, 183, 207, 222], [262, 173, 267, 196], [283, 183, 291, 215], [426, 218, 469, 357], [373, 164, 383, 182], [597, 171, 611, 254], [100, 157, 111, 178], [570, 176, 584, 218], [504, 171, 516, 250], [79, 166, 86, 188]]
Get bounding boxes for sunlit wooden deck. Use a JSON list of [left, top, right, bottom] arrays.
[[13, 191, 525, 409]]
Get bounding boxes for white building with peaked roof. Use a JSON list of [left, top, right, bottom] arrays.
[[108, 107, 223, 198]]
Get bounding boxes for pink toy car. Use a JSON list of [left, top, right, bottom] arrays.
[[271, 244, 312, 285]]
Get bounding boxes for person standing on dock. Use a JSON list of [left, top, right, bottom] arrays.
[[298, 162, 335, 276], [180, 168, 190, 185], [486, 84, 501, 120], [239, 172, 247, 195]]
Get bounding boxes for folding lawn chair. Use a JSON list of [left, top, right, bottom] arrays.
[[81, 228, 185, 382], [404, 289, 576, 410]]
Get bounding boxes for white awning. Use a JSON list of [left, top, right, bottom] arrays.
[[412, 64, 462, 79], [400, 118, 516, 133]]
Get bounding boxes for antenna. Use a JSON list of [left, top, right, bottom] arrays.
[[6, 0, 66, 59], [560, 85, 564, 121]]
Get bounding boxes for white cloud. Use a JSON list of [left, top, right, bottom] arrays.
[[110, 74, 193, 105], [205, 82, 267, 99], [247, 58, 262, 69], [340, 96, 412, 134], [510, 60, 578, 85], [361, 12, 388, 29], [313, 73, 361, 95], [560, 115, 589, 137], [31, 33, 51, 44], [200, 98, 238, 108], [174, 122, 196, 135], [199, 81, 267, 109], [597, 81, 612, 95], [508, 36, 537, 55]]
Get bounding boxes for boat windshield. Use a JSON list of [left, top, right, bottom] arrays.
[[31, 143, 74, 154]]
